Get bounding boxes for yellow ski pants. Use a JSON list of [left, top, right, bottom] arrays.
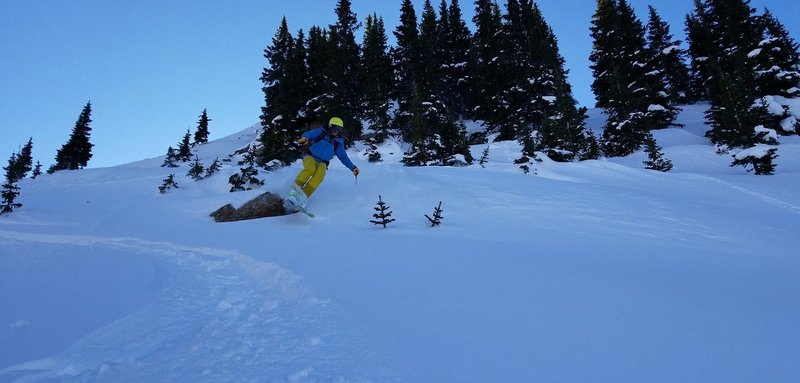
[[294, 155, 327, 197]]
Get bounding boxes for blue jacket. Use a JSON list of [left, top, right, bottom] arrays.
[[302, 126, 356, 170]]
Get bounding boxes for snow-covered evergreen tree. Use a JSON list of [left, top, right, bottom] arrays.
[[525, 3, 598, 162], [258, 18, 306, 166], [361, 12, 393, 162], [471, 0, 506, 135], [327, 0, 363, 143], [647, 5, 693, 104], [438, 0, 473, 118], [392, 0, 422, 138], [730, 145, 778, 175], [301, 26, 336, 127], [591, 0, 678, 157], [687, 0, 781, 174], [750, 9, 800, 135]]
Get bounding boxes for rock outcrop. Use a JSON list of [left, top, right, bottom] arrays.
[[211, 192, 286, 222]]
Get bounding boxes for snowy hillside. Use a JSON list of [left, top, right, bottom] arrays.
[[1, 105, 799, 382]]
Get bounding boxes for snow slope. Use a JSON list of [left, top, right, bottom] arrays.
[[1, 105, 799, 382]]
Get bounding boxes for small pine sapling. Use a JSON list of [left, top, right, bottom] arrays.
[[161, 147, 180, 168], [31, 161, 42, 179], [158, 174, 179, 194], [425, 201, 444, 227], [187, 156, 205, 180], [205, 157, 222, 177], [643, 134, 673, 172], [367, 142, 382, 162], [370, 195, 396, 228], [229, 146, 265, 192], [478, 146, 490, 168], [228, 166, 264, 192]]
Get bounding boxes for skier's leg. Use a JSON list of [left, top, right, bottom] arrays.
[[294, 156, 316, 188], [302, 161, 327, 197]]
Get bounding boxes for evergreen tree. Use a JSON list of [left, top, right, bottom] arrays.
[[161, 146, 180, 167], [328, 0, 363, 142], [370, 195, 396, 228], [647, 6, 693, 104], [590, 0, 621, 110], [5, 138, 34, 183], [229, 146, 264, 192], [752, 10, 800, 99], [750, 9, 800, 135], [471, 0, 507, 135], [158, 174, 178, 194], [16, 138, 34, 180], [205, 157, 222, 177], [259, 18, 306, 165], [687, 1, 787, 174], [685, 0, 715, 100], [689, 0, 765, 151], [177, 129, 193, 162], [1, 154, 22, 214], [705, 61, 762, 150], [392, 0, 422, 137], [401, 85, 436, 166], [302, 25, 336, 126], [478, 146, 490, 168], [187, 156, 205, 180], [496, 0, 547, 142], [591, 0, 678, 157], [360, 13, 393, 148], [48, 101, 94, 173], [193, 109, 211, 145], [228, 165, 264, 192], [411, 0, 473, 166], [418, 0, 442, 100], [31, 161, 42, 179], [730, 145, 778, 175], [425, 201, 445, 227], [643, 133, 674, 172], [537, 41, 600, 162], [438, 0, 473, 118]]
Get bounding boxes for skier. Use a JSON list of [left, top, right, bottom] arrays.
[[287, 117, 359, 209]]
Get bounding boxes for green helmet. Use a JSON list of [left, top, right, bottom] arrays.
[[329, 117, 344, 128]]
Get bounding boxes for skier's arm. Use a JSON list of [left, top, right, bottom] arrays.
[[334, 140, 356, 171], [302, 128, 323, 142]]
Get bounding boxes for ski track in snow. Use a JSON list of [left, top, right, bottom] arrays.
[[688, 174, 800, 215], [0, 230, 382, 383]]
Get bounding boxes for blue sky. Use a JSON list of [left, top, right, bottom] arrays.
[[2, 1, 798, 169]]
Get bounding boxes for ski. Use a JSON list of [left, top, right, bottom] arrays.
[[291, 203, 315, 218]]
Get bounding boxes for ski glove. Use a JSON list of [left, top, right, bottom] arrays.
[[297, 137, 310, 146], [352, 167, 360, 177]]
